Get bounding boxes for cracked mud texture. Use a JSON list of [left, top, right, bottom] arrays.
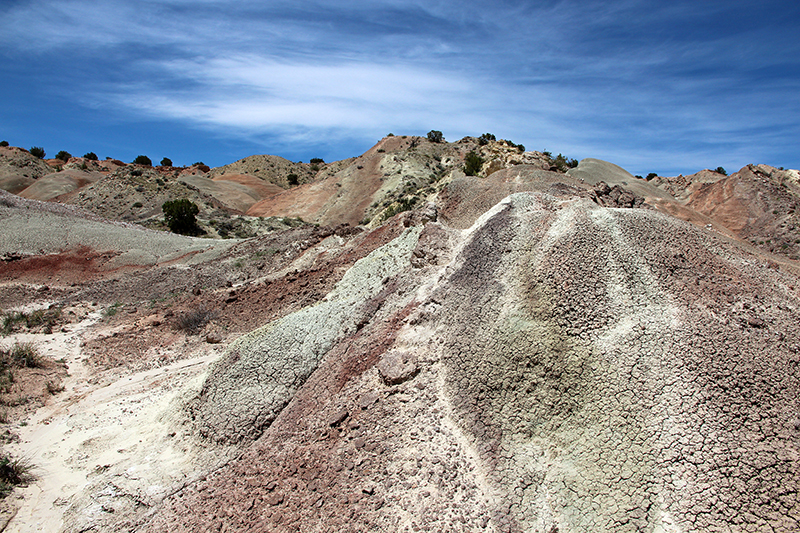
[[147, 192, 800, 532], [431, 194, 800, 532], [191, 226, 423, 443]]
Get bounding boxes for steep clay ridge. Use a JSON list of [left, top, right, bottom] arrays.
[[191, 226, 423, 443], [651, 165, 800, 261], [147, 192, 800, 532]]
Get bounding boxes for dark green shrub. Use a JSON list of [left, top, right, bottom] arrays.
[[426, 131, 442, 143], [310, 157, 324, 164], [427, 130, 444, 143], [160, 157, 173, 167], [55, 151, 71, 162], [133, 155, 152, 166], [162, 199, 200, 235], [0, 453, 35, 497], [464, 152, 484, 176], [0, 141, 8, 147], [646, 172, 658, 181], [83, 152, 98, 160], [287, 173, 299, 186], [29, 147, 45, 159], [517, 144, 525, 152], [551, 153, 578, 172], [478, 133, 496, 146], [10, 342, 45, 368], [715, 166, 727, 175]]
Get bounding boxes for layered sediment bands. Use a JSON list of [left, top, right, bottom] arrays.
[[191, 226, 422, 443], [160, 192, 799, 532], [431, 193, 800, 532]]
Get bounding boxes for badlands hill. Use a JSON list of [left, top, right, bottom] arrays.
[[0, 136, 798, 532]]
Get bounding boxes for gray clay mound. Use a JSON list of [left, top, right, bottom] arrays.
[[181, 191, 799, 532]]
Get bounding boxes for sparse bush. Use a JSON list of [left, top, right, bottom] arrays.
[[382, 196, 417, 221], [310, 157, 324, 164], [103, 302, 122, 317], [0, 453, 35, 497], [29, 147, 45, 159], [133, 155, 152, 166], [551, 153, 578, 172], [55, 150, 71, 162], [1, 308, 61, 336], [517, 144, 525, 152], [715, 166, 727, 176], [427, 130, 444, 143], [162, 198, 200, 235], [83, 152, 98, 161], [478, 133, 496, 146], [387, 133, 394, 137], [646, 172, 658, 181], [0, 370, 13, 394], [160, 157, 173, 167], [132, 201, 143, 208], [464, 151, 484, 176], [174, 307, 217, 334], [287, 173, 299, 186], [0, 141, 9, 147], [9, 343, 45, 369]]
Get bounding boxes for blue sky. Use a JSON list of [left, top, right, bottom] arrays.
[[1, 0, 798, 176]]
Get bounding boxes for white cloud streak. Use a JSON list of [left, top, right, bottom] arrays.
[[2, 0, 798, 175]]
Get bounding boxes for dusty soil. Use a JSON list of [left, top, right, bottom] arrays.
[[0, 141, 799, 532]]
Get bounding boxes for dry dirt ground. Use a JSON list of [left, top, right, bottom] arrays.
[[0, 153, 799, 532]]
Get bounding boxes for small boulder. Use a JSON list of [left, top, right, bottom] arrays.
[[377, 351, 418, 385]]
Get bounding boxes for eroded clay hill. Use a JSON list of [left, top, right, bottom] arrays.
[[651, 165, 800, 261], [143, 192, 800, 533], [2, 138, 800, 533]]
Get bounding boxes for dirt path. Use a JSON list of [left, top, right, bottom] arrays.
[[4, 312, 233, 532]]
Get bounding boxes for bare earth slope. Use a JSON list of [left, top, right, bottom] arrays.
[[652, 165, 800, 260], [143, 192, 800, 533], [2, 142, 800, 533]]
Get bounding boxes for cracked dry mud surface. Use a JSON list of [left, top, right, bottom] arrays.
[[1, 170, 799, 532], [139, 193, 800, 532]]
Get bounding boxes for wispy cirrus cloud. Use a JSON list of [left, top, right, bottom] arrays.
[[1, 0, 798, 174]]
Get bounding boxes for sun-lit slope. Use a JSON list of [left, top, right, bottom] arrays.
[[0, 146, 53, 194], [147, 192, 800, 532], [0, 191, 234, 280], [430, 194, 800, 531], [17, 169, 104, 201], [436, 164, 591, 229], [246, 135, 471, 226], [177, 174, 283, 213]]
